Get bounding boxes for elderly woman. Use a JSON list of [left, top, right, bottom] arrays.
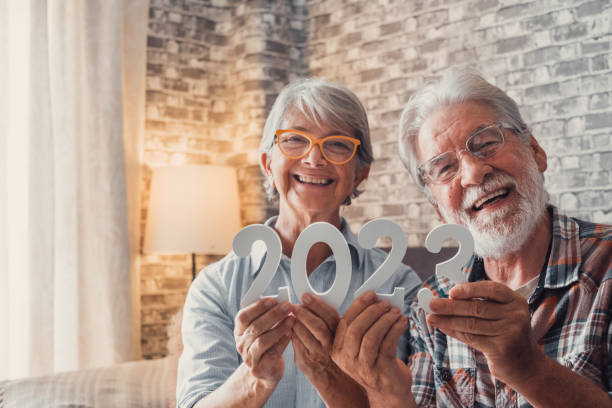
[[176, 78, 421, 408]]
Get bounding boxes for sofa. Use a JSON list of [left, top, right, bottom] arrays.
[[0, 247, 451, 407]]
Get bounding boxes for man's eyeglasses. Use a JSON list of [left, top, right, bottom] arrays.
[[275, 129, 361, 165], [418, 122, 516, 185]]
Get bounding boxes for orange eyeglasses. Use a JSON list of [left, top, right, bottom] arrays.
[[275, 129, 361, 165]]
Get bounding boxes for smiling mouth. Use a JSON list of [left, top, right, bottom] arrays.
[[294, 174, 333, 186], [472, 188, 510, 211]]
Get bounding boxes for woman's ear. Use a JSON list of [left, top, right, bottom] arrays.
[[260, 152, 274, 187], [353, 165, 370, 190]]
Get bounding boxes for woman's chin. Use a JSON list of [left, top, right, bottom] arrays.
[[284, 200, 340, 220]]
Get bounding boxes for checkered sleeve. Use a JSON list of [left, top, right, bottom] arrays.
[[407, 303, 436, 407]]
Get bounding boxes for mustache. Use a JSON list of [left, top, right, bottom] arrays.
[[461, 171, 517, 211]]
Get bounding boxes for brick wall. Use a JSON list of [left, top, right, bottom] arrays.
[[141, 0, 612, 358], [141, 0, 307, 359]]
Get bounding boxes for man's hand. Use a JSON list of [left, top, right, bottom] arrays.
[[428, 281, 544, 387], [234, 298, 295, 387], [331, 291, 415, 408]]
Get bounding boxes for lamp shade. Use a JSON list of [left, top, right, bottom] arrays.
[[144, 165, 241, 255]]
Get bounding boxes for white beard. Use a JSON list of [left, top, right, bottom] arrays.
[[438, 158, 548, 259]]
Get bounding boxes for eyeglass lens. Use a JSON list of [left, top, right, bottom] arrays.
[[278, 132, 356, 162], [424, 126, 504, 183]]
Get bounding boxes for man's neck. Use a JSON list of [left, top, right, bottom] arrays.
[[482, 208, 552, 290]]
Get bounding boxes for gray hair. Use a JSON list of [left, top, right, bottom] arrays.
[[398, 68, 531, 195], [259, 78, 373, 205]]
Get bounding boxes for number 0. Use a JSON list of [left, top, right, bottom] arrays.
[[290, 222, 352, 310]]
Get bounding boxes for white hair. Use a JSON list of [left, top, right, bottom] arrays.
[[259, 78, 373, 204], [397, 68, 531, 195]]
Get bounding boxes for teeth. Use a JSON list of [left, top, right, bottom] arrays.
[[474, 189, 508, 210], [297, 175, 332, 185]]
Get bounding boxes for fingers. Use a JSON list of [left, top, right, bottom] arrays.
[[429, 297, 503, 319], [332, 318, 348, 357], [293, 303, 336, 349], [343, 301, 392, 357], [359, 307, 402, 366], [301, 293, 340, 333], [342, 291, 378, 323], [266, 332, 292, 359], [427, 314, 506, 336], [236, 301, 293, 356], [449, 281, 517, 304], [245, 315, 295, 367], [380, 314, 408, 359], [234, 298, 277, 336], [435, 326, 494, 351], [292, 320, 322, 353]]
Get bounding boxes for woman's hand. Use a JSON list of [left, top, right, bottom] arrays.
[[291, 293, 341, 388], [331, 291, 415, 408], [234, 298, 295, 388], [292, 293, 369, 407]]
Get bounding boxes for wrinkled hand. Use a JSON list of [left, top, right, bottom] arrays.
[[291, 293, 341, 390], [234, 298, 295, 386], [331, 291, 414, 408], [428, 281, 544, 386]]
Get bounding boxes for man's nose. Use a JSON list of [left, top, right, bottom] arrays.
[[459, 151, 492, 188], [302, 143, 327, 167]]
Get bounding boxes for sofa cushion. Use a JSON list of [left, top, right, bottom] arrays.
[[0, 355, 178, 408]]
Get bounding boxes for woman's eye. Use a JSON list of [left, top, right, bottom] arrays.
[[332, 141, 351, 150]]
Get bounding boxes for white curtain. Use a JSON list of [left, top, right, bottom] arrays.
[[0, 0, 148, 380]]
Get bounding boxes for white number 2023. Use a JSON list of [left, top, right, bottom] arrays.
[[233, 219, 474, 312]]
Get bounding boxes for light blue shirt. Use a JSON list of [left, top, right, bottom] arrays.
[[176, 218, 422, 408]]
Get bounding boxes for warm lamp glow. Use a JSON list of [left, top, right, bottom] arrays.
[[144, 165, 241, 256]]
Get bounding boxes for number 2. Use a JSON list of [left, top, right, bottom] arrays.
[[354, 219, 407, 309], [233, 224, 290, 308]]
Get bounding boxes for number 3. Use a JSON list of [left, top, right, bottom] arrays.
[[417, 224, 474, 313]]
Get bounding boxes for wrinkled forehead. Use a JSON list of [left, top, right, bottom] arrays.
[[416, 101, 499, 162]]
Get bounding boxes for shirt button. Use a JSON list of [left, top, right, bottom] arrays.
[[441, 371, 452, 382]]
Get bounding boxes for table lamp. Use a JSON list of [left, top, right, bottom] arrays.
[[144, 165, 242, 280]]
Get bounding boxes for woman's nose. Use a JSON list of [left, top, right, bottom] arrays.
[[302, 143, 327, 167]]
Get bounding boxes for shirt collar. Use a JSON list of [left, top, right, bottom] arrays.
[[464, 205, 582, 289], [248, 216, 364, 274], [541, 205, 582, 289]]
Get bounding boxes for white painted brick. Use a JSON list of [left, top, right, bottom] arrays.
[[534, 66, 550, 82], [532, 30, 551, 47], [561, 156, 580, 169], [567, 116, 585, 136], [556, 9, 575, 26], [560, 192, 579, 210]]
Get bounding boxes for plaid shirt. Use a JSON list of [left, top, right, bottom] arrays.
[[407, 206, 612, 407]]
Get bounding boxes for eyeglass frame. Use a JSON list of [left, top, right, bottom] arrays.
[[417, 121, 518, 185], [274, 129, 362, 165]]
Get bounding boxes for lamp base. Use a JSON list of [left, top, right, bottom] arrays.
[[191, 253, 196, 281]]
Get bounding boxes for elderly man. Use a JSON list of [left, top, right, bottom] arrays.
[[331, 69, 612, 407]]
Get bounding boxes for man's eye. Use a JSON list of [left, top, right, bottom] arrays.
[[436, 165, 453, 176], [476, 141, 498, 150]]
